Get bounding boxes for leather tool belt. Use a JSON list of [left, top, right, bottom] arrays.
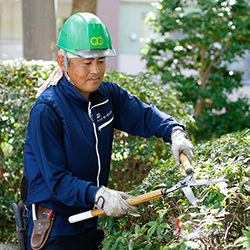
[[31, 205, 55, 250]]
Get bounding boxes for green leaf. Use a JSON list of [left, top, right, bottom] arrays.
[[147, 221, 157, 227], [157, 226, 162, 237], [128, 239, 134, 250], [147, 225, 157, 238]]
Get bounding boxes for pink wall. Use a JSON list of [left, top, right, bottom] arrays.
[[97, 0, 119, 70]]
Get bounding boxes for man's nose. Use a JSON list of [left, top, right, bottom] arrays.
[[90, 60, 100, 74]]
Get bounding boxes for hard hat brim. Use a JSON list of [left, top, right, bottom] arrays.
[[75, 48, 116, 59]]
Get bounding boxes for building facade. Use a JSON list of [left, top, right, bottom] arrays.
[[0, 0, 156, 73]]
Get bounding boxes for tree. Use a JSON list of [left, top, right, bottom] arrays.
[[71, 0, 97, 15], [142, 0, 250, 140], [22, 0, 57, 60]]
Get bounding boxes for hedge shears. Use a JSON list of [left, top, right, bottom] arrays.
[[69, 153, 228, 223]]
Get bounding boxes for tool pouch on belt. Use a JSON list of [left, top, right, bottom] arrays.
[[31, 206, 55, 250]]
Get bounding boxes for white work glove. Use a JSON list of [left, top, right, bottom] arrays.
[[171, 127, 194, 166], [94, 186, 135, 217]]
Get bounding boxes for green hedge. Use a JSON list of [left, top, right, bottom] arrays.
[[0, 60, 57, 242], [0, 59, 194, 243], [1, 60, 249, 249], [100, 129, 250, 249]]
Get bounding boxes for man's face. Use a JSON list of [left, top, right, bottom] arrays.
[[58, 56, 106, 99]]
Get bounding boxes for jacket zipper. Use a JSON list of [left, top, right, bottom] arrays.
[[88, 102, 101, 187], [87, 99, 110, 187]]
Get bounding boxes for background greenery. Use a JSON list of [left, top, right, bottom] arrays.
[[0, 60, 57, 242], [142, 0, 250, 141], [0, 59, 249, 249]]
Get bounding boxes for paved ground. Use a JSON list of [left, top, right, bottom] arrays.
[[0, 244, 18, 250]]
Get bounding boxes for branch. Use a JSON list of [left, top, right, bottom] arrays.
[[203, 49, 221, 84], [224, 220, 234, 245], [200, 44, 205, 81], [0, 137, 4, 158]]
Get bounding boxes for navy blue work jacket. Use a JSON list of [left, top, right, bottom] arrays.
[[23, 75, 184, 236]]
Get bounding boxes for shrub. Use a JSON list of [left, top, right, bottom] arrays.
[[100, 129, 250, 249], [1, 60, 249, 249], [0, 59, 56, 243], [0, 59, 194, 243]]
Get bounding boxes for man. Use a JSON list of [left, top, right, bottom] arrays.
[[22, 12, 194, 249]]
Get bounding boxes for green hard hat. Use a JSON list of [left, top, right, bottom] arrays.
[[56, 12, 116, 58]]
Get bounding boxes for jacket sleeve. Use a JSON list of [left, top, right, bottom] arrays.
[[106, 82, 184, 142], [26, 103, 98, 208]]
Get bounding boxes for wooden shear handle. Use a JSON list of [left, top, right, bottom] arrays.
[[69, 153, 193, 223], [180, 153, 193, 174], [68, 189, 164, 223]]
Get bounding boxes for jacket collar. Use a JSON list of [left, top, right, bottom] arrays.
[[60, 75, 108, 107]]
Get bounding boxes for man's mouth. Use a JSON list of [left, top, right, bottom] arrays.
[[88, 76, 100, 82]]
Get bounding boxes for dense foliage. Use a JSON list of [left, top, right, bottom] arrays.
[[142, 0, 250, 140], [0, 59, 57, 242], [0, 59, 193, 243], [100, 129, 250, 249], [1, 60, 249, 249]]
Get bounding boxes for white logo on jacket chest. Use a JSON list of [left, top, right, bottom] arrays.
[[97, 110, 112, 123]]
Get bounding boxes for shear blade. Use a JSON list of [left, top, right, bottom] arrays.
[[188, 179, 229, 186], [182, 186, 198, 207]]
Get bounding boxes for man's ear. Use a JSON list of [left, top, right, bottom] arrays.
[[57, 55, 66, 72]]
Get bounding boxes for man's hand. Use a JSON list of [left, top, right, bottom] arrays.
[[94, 186, 135, 217], [171, 127, 194, 166]]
